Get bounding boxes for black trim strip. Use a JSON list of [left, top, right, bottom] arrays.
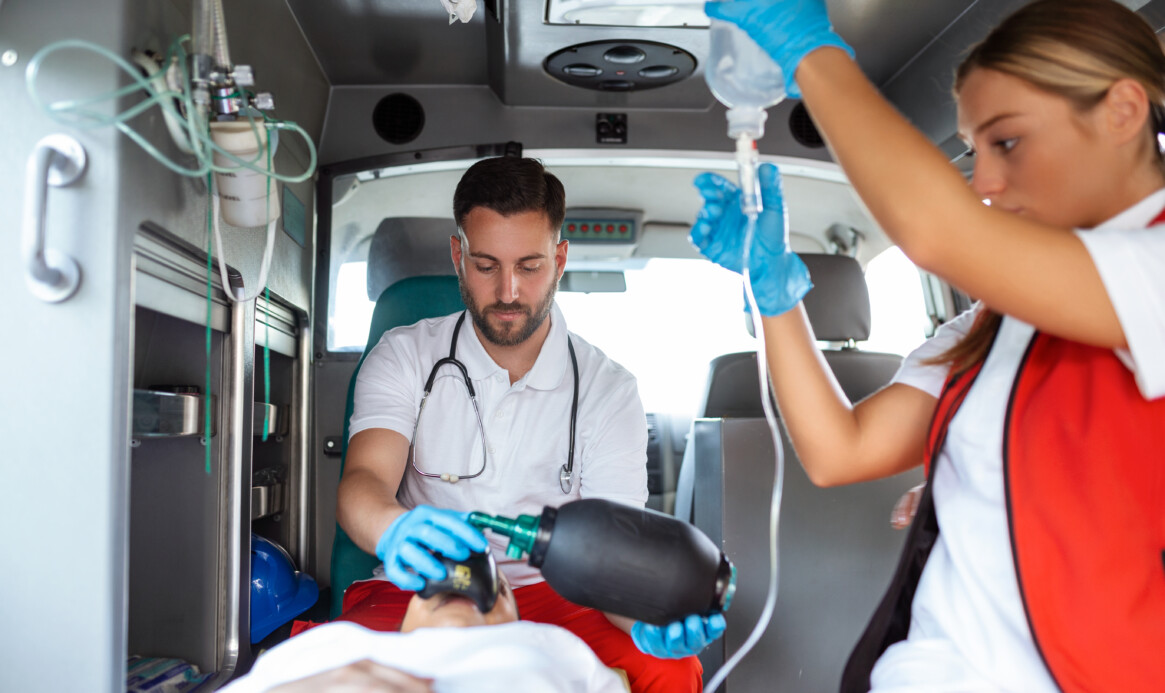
[[1001, 331, 1063, 691]]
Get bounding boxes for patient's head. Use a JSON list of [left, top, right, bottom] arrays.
[[401, 551, 519, 631], [401, 570, 518, 631]]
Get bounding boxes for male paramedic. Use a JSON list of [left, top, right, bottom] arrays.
[[336, 156, 724, 693]]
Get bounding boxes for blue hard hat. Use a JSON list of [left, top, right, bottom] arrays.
[[250, 534, 319, 643]]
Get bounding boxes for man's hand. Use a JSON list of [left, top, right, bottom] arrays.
[[269, 659, 434, 693], [891, 483, 926, 530], [691, 163, 812, 317], [630, 613, 727, 659], [375, 505, 488, 591], [703, 0, 854, 98]]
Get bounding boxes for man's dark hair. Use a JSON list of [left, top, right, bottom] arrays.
[[453, 157, 566, 234]]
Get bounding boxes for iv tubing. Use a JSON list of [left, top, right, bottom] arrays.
[[130, 50, 195, 155], [705, 138, 786, 693]]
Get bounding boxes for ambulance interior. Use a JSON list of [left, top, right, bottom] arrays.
[[6, 0, 1142, 692]]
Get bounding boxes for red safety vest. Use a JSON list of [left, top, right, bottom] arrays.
[[842, 260, 1165, 690]]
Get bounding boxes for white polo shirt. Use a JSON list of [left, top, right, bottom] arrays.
[[350, 303, 649, 586], [220, 621, 627, 693], [872, 188, 1165, 692]]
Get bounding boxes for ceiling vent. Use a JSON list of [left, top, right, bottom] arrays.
[[372, 93, 425, 145], [789, 102, 825, 149], [544, 40, 696, 92]]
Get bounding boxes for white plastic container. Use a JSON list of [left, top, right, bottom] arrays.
[[210, 119, 281, 228], [705, 16, 786, 139]]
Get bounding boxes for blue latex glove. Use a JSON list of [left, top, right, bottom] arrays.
[[631, 613, 728, 659], [704, 0, 854, 98], [374, 505, 488, 592], [690, 163, 812, 316]]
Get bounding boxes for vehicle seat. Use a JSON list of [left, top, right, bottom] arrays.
[[329, 275, 465, 618], [676, 253, 904, 521], [674, 254, 920, 688], [701, 253, 902, 416]]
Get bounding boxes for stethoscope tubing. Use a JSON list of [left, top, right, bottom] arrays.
[[410, 311, 579, 493]]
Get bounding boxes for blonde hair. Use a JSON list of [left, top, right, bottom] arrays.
[[956, 0, 1165, 147], [936, 0, 1165, 372]]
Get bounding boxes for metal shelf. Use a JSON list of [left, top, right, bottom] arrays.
[[251, 483, 285, 520], [132, 389, 209, 438], [253, 402, 288, 439]]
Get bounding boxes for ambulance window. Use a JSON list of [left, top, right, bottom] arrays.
[[557, 250, 931, 416], [557, 259, 758, 416], [330, 261, 376, 352], [862, 246, 930, 356]]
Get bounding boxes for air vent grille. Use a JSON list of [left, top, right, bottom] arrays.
[[372, 93, 425, 145], [789, 102, 825, 149], [545, 40, 696, 92]]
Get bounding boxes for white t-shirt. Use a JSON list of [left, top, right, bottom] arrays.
[[871, 188, 1165, 692], [219, 621, 627, 693], [351, 303, 649, 586]]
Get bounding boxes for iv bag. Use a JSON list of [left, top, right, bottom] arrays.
[[705, 17, 786, 139]]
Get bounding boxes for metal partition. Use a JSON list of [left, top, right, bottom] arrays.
[[690, 418, 924, 692]]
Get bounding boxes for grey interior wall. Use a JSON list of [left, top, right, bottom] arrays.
[[1, 2, 134, 692], [1, 0, 326, 690], [691, 419, 924, 692]]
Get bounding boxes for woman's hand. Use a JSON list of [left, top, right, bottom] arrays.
[[691, 162, 812, 316], [630, 613, 728, 659], [890, 483, 926, 530]]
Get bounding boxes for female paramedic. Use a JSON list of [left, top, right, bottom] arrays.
[[692, 1, 1165, 692]]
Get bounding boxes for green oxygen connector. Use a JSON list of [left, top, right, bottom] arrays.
[[468, 511, 542, 561]]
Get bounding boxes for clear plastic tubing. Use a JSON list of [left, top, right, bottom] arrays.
[[704, 10, 789, 693]]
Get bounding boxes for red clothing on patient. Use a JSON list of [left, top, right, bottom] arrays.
[[332, 579, 704, 693]]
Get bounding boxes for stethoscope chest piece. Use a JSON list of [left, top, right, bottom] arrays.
[[559, 463, 573, 494]]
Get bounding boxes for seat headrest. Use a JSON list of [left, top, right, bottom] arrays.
[[800, 254, 871, 342], [367, 217, 458, 301], [364, 276, 465, 356]]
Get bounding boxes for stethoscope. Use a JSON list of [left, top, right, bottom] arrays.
[[408, 311, 580, 494]]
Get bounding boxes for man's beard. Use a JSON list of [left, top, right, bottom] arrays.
[[458, 277, 558, 347]]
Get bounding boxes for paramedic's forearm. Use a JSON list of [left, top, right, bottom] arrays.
[[795, 48, 974, 269], [760, 306, 928, 486], [337, 429, 414, 554], [337, 467, 410, 555], [761, 306, 854, 485]]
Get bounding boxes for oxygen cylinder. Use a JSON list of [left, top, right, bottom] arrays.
[[469, 498, 735, 626]]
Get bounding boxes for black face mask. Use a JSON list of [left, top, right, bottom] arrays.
[[417, 549, 500, 614]]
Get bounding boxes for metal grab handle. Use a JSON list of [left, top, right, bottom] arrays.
[[22, 134, 86, 303]]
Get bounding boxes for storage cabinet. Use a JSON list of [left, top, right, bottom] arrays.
[[127, 226, 311, 685]]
